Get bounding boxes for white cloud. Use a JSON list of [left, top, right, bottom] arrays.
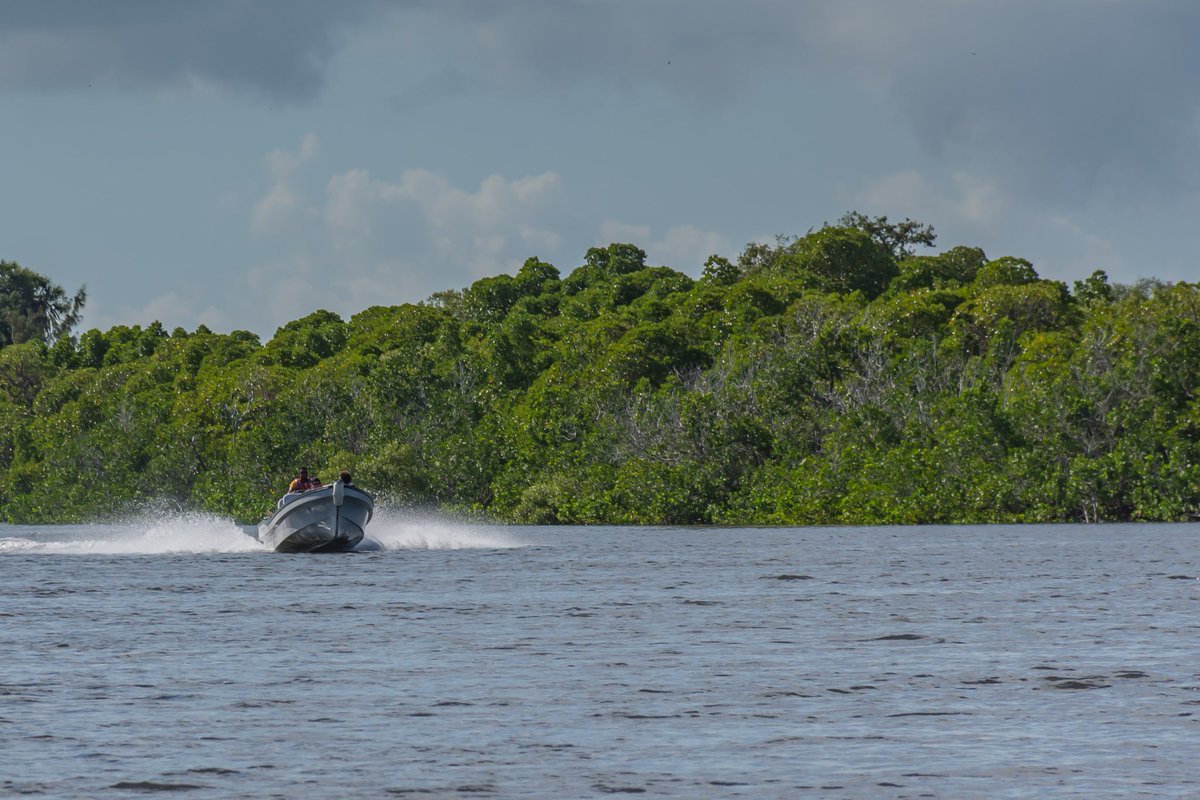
[[252, 185, 301, 233], [195, 305, 238, 333], [855, 170, 930, 212], [1045, 215, 1124, 282], [854, 169, 1007, 232], [517, 223, 561, 252], [598, 219, 728, 273], [851, 168, 1128, 284], [91, 290, 235, 334], [953, 172, 1005, 226], [244, 251, 471, 336], [243, 257, 327, 333], [320, 166, 563, 280], [598, 220, 651, 245], [241, 146, 573, 331], [323, 168, 375, 244], [252, 133, 320, 232], [652, 225, 728, 272]]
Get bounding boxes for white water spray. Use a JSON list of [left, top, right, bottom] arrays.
[[364, 509, 529, 550], [0, 512, 267, 555], [0, 509, 532, 555]]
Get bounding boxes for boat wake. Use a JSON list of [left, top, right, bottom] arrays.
[[363, 512, 530, 550], [0, 512, 267, 555], [0, 510, 531, 555]]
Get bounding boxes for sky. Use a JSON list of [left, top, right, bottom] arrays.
[[2, 0, 1198, 339]]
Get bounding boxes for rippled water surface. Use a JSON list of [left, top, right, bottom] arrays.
[[2, 517, 1199, 798]]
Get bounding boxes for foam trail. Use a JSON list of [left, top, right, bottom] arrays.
[[0, 511, 531, 554], [0, 513, 267, 555], [364, 510, 530, 550]]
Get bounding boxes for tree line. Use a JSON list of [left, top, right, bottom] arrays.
[[2, 215, 1198, 525]]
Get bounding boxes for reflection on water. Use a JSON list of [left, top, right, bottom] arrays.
[[2, 521, 1198, 798]]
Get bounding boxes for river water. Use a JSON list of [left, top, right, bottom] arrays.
[[1, 516, 1197, 799]]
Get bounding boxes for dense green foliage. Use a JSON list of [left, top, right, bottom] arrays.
[[2, 216, 1199, 525]]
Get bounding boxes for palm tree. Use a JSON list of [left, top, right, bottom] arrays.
[[0, 260, 87, 346]]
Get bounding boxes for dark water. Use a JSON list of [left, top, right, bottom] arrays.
[[2, 516, 1198, 798]]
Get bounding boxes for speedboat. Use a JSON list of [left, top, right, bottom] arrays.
[[258, 480, 374, 553]]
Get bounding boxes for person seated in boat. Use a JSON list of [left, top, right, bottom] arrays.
[[288, 467, 318, 493], [277, 468, 320, 510], [339, 470, 353, 486]]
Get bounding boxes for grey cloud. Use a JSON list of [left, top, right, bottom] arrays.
[[866, 2, 1200, 199], [393, 0, 814, 102], [8, 0, 1196, 201], [0, 0, 386, 98], [393, 0, 1200, 201]]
